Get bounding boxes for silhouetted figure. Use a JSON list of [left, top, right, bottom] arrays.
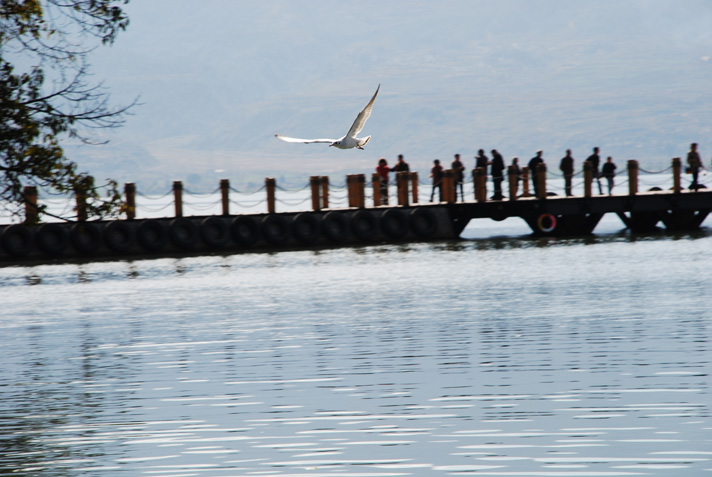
[[586, 147, 603, 194], [430, 159, 444, 202], [392, 154, 410, 173], [559, 149, 574, 196], [528, 150, 544, 197], [602, 157, 617, 195], [490, 149, 505, 200], [475, 149, 489, 171], [511, 157, 521, 184], [687, 143, 704, 191], [451, 154, 465, 202], [375, 158, 390, 205]]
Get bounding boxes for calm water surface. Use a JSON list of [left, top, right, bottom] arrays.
[[1, 217, 711, 476]]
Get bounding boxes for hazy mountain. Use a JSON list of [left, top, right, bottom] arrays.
[[65, 0, 712, 193]]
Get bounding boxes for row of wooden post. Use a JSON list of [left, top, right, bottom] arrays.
[[19, 158, 686, 223]]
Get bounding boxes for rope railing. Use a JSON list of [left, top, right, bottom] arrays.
[[4, 156, 706, 225]]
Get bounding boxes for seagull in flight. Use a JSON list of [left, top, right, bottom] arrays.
[[275, 84, 380, 150]]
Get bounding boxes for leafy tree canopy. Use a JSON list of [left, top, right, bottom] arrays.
[[1, 0, 134, 221]]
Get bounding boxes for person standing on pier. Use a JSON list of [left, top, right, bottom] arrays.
[[376, 158, 391, 205], [528, 150, 544, 197], [490, 149, 505, 200], [511, 157, 522, 184], [586, 147, 604, 194], [602, 156, 617, 195], [451, 154, 465, 202], [393, 154, 410, 173], [430, 159, 444, 202], [686, 143, 704, 191], [475, 149, 489, 171], [559, 149, 575, 196]]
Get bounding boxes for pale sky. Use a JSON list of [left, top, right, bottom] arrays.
[[68, 0, 712, 190]]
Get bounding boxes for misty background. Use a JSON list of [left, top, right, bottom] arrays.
[[65, 0, 712, 193]]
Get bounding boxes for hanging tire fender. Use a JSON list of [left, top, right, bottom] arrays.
[[292, 212, 321, 244], [169, 217, 199, 249], [261, 214, 290, 246], [136, 219, 168, 252], [231, 216, 260, 247], [409, 208, 438, 237], [104, 221, 134, 253], [380, 208, 409, 239], [36, 223, 69, 256], [1, 224, 33, 257], [70, 222, 102, 255], [537, 213, 557, 233], [200, 217, 230, 248], [322, 211, 350, 243], [350, 210, 379, 241]]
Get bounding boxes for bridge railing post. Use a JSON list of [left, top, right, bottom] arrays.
[[220, 179, 230, 216], [672, 157, 682, 193], [23, 186, 38, 225], [74, 185, 88, 222], [310, 176, 322, 211], [396, 171, 410, 206], [265, 177, 276, 213], [475, 167, 487, 202], [410, 172, 419, 204], [521, 167, 531, 197], [627, 160, 638, 195], [442, 169, 455, 203], [583, 161, 593, 197], [536, 163, 547, 199], [321, 176, 329, 209], [124, 182, 136, 220], [508, 165, 518, 201], [372, 173, 383, 206], [173, 180, 183, 217]]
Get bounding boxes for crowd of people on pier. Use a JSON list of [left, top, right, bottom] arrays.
[[372, 143, 706, 204]]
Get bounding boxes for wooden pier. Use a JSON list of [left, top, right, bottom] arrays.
[[1, 158, 710, 265]]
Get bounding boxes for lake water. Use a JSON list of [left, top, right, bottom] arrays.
[[1, 205, 711, 476]]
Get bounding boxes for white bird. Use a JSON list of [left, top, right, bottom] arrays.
[[275, 84, 380, 150]]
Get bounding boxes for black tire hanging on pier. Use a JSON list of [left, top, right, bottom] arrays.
[[261, 214, 290, 246], [169, 217, 199, 249], [137, 219, 168, 252], [1, 224, 33, 257], [380, 208, 409, 240], [200, 217, 230, 249], [104, 221, 134, 253], [350, 210, 379, 241], [409, 208, 438, 238], [322, 211, 350, 243], [36, 223, 69, 256], [70, 222, 102, 255], [231, 216, 260, 247], [292, 212, 321, 244]]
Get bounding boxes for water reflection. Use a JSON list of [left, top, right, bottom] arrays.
[[1, 228, 710, 476]]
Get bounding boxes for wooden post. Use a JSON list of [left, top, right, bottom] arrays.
[[265, 177, 276, 213], [442, 169, 455, 203], [173, 180, 183, 217], [124, 182, 136, 220], [396, 171, 409, 206], [75, 187, 87, 222], [475, 167, 487, 202], [410, 172, 419, 204], [627, 160, 638, 195], [508, 165, 518, 201], [310, 176, 322, 211], [355, 174, 365, 208], [672, 157, 682, 193], [23, 186, 38, 225], [521, 167, 531, 197], [536, 163, 547, 199], [321, 176, 329, 209], [372, 173, 381, 206], [220, 179, 230, 216], [347, 174, 356, 207], [583, 161, 593, 197], [471, 169, 478, 201]]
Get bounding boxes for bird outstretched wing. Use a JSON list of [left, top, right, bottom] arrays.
[[345, 84, 380, 139], [274, 134, 336, 144]]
